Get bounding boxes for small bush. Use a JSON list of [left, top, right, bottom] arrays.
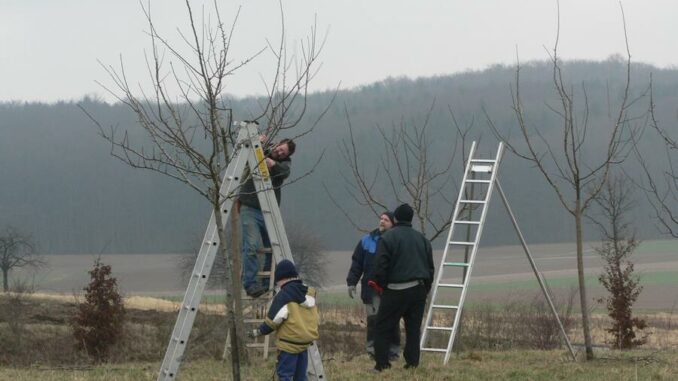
[[72, 259, 126, 361]]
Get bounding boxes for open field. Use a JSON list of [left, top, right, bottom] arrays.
[[1, 290, 677, 380], [20, 239, 678, 310]]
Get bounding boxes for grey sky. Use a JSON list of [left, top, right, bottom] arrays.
[[2, 0, 676, 103]]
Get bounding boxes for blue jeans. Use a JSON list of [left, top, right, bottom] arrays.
[[240, 205, 272, 290], [277, 350, 308, 381]]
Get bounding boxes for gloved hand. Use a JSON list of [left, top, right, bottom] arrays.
[[367, 280, 383, 295], [348, 285, 356, 299], [248, 329, 261, 339]]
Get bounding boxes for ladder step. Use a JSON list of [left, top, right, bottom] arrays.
[[454, 220, 480, 225], [431, 305, 459, 310], [459, 199, 486, 204], [257, 247, 273, 254], [448, 241, 475, 246], [443, 262, 470, 267], [426, 326, 455, 330], [421, 347, 448, 353], [256, 271, 271, 277], [465, 179, 491, 184], [438, 283, 464, 288], [470, 159, 496, 163]]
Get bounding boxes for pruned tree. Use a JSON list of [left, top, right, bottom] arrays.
[[0, 226, 44, 293], [80, 1, 325, 379], [327, 102, 474, 241], [589, 175, 646, 349], [486, 3, 646, 359]]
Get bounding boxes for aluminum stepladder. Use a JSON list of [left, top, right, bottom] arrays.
[[420, 141, 576, 364], [158, 121, 327, 381]]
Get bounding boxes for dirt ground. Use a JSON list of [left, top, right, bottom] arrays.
[[14, 240, 678, 310]]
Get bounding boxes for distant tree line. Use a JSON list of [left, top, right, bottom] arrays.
[[1, 59, 678, 254]]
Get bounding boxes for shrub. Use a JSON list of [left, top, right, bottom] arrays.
[[72, 259, 125, 361]]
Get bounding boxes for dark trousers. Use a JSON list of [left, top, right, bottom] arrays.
[[374, 284, 427, 369], [276, 350, 308, 381]]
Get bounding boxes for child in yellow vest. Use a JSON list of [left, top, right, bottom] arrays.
[[249, 260, 319, 381]]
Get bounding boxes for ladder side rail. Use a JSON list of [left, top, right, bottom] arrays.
[[243, 123, 327, 381], [442, 142, 504, 364], [157, 130, 251, 381], [158, 217, 220, 380], [495, 179, 576, 361], [421, 142, 477, 348]]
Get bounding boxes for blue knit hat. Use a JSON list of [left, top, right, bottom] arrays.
[[274, 259, 298, 282]]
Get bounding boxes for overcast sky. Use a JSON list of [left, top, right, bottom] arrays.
[[2, 0, 677, 103]]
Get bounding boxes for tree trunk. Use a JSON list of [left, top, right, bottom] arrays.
[[229, 207, 248, 362], [2, 267, 8, 292], [575, 201, 594, 360], [213, 204, 242, 381]]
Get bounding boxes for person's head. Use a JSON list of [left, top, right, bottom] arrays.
[[270, 138, 296, 160], [274, 259, 299, 286], [378, 211, 395, 232], [393, 203, 414, 223]]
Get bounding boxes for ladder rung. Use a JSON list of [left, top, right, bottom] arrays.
[[454, 220, 480, 225], [438, 283, 464, 288], [426, 326, 455, 330], [449, 241, 475, 246], [256, 271, 271, 277], [246, 343, 267, 348], [244, 318, 265, 323], [431, 305, 459, 310], [470, 159, 496, 163], [443, 262, 469, 267], [460, 199, 485, 204], [257, 248, 272, 254], [466, 179, 491, 184], [421, 347, 448, 353]]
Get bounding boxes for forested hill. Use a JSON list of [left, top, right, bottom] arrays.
[[2, 59, 677, 253]]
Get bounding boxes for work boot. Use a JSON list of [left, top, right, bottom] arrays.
[[245, 284, 267, 298]]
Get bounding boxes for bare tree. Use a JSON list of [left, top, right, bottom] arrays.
[[327, 102, 473, 241], [632, 81, 678, 237], [486, 3, 645, 359], [178, 222, 327, 288], [287, 223, 327, 288], [0, 226, 44, 293], [81, 1, 325, 379], [588, 175, 646, 349]]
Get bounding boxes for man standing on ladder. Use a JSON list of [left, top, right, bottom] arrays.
[[346, 211, 401, 360], [370, 203, 434, 372], [239, 137, 296, 298]]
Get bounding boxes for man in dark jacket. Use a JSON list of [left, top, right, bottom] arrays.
[[239, 138, 296, 298], [371, 203, 434, 371], [346, 212, 400, 359]]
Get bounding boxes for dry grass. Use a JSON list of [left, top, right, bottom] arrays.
[[0, 350, 676, 380]]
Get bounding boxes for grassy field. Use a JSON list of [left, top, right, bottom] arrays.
[[1, 350, 676, 380]]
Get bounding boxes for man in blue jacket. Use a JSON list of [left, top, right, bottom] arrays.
[[346, 212, 400, 359]]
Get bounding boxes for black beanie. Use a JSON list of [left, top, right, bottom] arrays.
[[274, 259, 298, 282], [393, 203, 414, 223]]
